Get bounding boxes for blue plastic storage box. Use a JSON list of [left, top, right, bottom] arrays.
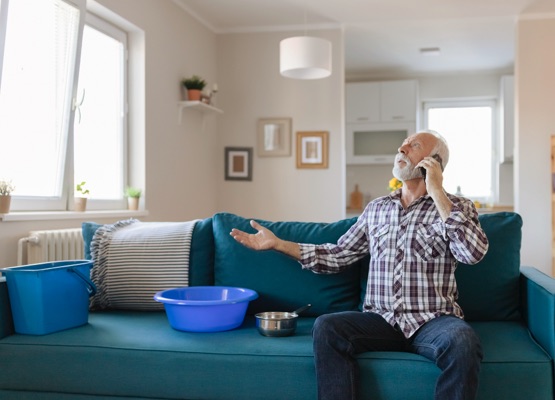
[[0, 260, 96, 335]]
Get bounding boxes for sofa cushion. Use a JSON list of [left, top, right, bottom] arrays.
[[83, 218, 214, 288], [212, 212, 363, 316], [455, 212, 523, 321], [82, 221, 102, 260], [88, 219, 197, 310], [189, 217, 215, 286], [0, 313, 551, 400]]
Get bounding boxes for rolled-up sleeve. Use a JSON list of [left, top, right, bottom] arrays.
[[444, 200, 489, 265], [299, 216, 369, 274]]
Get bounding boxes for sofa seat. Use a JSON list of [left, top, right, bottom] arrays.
[[0, 311, 551, 400]]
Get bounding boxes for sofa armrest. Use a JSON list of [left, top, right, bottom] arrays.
[[520, 266, 555, 359], [0, 278, 14, 339]]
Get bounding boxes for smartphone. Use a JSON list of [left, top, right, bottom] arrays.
[[420, 154, 443, 180]]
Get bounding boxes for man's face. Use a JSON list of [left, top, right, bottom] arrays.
[[392, 133, 437, 182]]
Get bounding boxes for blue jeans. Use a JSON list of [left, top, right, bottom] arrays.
[[312, 312, 483, 400]]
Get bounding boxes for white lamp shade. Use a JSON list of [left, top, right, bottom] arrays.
[[280, 36, 332, 80]]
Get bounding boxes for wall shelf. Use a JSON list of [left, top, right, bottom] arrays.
[[178, 101, 223, 125]]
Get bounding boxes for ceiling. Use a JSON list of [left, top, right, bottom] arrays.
[[174, 0, 543, 79]]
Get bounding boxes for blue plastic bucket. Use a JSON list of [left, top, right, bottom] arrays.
[[154, 286, 258, 332], [0, 260, 96, 335]]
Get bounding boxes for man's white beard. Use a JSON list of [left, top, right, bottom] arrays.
[[392, 154, 423, 182]]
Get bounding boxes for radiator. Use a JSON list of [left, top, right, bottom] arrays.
[[17, 228, 84, 265]]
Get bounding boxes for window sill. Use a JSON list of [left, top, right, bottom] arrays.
[[0, 209, 149, 222]]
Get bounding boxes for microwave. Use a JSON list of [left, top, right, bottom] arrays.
[[346, 122, 416, 165]]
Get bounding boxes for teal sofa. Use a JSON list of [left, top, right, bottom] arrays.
[[0, 211, 553, 399]]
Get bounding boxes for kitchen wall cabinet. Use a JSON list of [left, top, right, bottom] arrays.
[[346, 80, 418, 124], [346, 122, 416, 165], [345, 82, 380, 123]]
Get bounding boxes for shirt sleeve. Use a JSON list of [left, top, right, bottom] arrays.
[[444, 198, 489, 265], [299, 212, 370, 274]]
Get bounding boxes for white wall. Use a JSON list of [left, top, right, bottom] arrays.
[[515, 5, 555, 277], [215, 29, 345, 222], [0, 0, 221, 268]]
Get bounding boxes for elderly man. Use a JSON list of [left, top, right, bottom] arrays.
[[231, 131, 489, 400]]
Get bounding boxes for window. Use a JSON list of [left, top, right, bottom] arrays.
[[74, 13, 127, 209], [0, 0, 128, 211], [424, 100, 496, 202]]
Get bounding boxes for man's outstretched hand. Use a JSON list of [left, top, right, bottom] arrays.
[[230, 220, 278, 251], [230, 220, 301, 260]]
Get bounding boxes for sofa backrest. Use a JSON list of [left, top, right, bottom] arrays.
[[210, 213, 364, 317], [83, 211, 523, 321], [455, 212, 523, 321], [189, 217, 215, 286]]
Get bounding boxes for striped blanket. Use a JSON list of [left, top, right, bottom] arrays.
[[90, 219, 198, 310]]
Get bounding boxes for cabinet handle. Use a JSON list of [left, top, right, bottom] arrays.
[[391, 116, 404, 120], [356, 117, 369, 121]]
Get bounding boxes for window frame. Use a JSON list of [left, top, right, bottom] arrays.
[[423, 98, 498, 203], [73, 11, 129, 211], [0, 0, 131, 212]]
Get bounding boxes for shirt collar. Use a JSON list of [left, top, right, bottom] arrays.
[[389, 189, 433, 210]]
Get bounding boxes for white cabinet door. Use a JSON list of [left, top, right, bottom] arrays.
[[380, 80, 417, 122], [346, 82, 380, 123], [346, 122, 415, 165]]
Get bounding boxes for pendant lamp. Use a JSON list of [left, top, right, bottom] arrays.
[[280, 36, 332, 80]]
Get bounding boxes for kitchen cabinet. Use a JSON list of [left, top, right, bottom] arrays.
[[380, 80, 417, 122], [346, 82, 380, 123], [346, 122, 416, 165], [346, 80, 418, 124]]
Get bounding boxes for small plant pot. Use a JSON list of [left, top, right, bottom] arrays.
[[74, 197, 87, 212], [127, 197, 139, 211], [187, 89, 202, 101], [0, 195, 11, 213]]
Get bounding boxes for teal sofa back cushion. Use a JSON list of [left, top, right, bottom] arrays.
[[82, 222, 102, 260], [456, 212, 522, 321], [189, 217, 214, 286], [212, 213, 363, 316]]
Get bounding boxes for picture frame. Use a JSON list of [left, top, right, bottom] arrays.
[[296, 131, 329, 169], [225, 147, 253, 181], [256, 118, 292, 157]]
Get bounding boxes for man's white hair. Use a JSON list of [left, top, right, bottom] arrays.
[[420, 129, 449, 169]]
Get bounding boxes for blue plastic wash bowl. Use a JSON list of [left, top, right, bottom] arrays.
[[154, 286, 258, 332]]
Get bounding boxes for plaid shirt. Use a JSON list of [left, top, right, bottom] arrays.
[[299, 190, 489, 338]]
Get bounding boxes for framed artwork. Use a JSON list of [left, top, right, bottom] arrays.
[[296, 131, 329, 169], [225, 147, 253, 181], [256, 118, 291, 157]]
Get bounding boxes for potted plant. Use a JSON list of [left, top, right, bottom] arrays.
[[181, 75, 206, 101], [74, 181, 89, 212], [124, 186, 142, 211], [0, 179, 15, 213]]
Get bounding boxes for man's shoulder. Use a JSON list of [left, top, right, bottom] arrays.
[[368, 193, 396, 207], [446, 192, 474, 206]]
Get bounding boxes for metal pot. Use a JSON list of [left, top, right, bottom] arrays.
[[255, 304, 311, 337]]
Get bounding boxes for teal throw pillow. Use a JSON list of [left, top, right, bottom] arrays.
[[82, 222, 102, 260]]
